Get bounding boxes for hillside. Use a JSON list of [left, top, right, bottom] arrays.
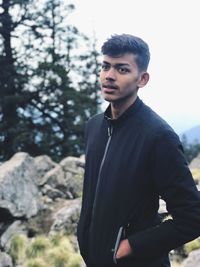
[[180, 124, 200, 144]]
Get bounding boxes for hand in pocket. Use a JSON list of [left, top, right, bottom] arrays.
[[116, 239, 132, 260]]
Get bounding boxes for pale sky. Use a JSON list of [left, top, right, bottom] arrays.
[[69, 0, 200, 134]]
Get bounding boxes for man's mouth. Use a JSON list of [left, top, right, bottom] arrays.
[[102, 84, 118, 90]]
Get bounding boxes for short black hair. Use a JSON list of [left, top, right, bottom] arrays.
[[101, 34, 150, 72]]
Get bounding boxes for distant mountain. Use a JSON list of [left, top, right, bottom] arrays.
[[180, 125, 200, 144]]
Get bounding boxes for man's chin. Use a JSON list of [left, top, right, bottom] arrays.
[[102, 94, 117, 103]]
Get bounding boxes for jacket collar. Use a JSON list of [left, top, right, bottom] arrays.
[[104, 96, 142, 123]]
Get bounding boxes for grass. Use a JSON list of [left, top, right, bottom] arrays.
[[190, 168, 200, 183], [9, 233, 82, 267], [9, 234, 27, 264], [26, 236, 50, 258], [184, 238, 200, 255]]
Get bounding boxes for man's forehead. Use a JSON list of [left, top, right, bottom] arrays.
[[102, 54, 137, 66]]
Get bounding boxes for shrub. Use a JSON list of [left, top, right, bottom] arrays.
[[26, 236, 50, 258], [50, 232, 64, 247], [8, 233, 82, 267], [9, 234, 27, 264], [26, 258, 48, 267], [191, 168, 200, 183], [59, 237, 75, 253], [67, 253, 82, 267], [184, 238, 200, 254], [47, 247, 70, 267]]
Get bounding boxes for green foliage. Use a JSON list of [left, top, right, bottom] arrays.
[[67, 254, 82, 267], [50, 233, 63, 247], [26, 258, 48, 267], [191, 168, 200, 183], [8, 233, 82, 267], [9, 234, 28, 264], [0, 0, 101, 162], [47, 247, 70, 267], [184, 238, 200, 255], [26, 236, 50, 258]]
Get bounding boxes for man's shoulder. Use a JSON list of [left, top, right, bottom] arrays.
[[88, 112, 104, 124], [85, 112, 104, 132], [139, 102, 176, 137]]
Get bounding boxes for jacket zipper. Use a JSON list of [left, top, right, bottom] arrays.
[[113, 226, 124, 264], [91, 124, 113, 220]]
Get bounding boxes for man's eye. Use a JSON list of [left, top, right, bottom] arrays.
[[101, 64, 109, 70], [118, 67, 129, 74]]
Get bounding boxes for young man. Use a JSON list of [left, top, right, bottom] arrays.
[[77, 34, 200, 267]]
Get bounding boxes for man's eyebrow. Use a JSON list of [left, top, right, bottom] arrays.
[[102, 61, 130, 67]]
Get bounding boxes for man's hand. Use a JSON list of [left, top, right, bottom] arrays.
[[116, 239, 132, 259]]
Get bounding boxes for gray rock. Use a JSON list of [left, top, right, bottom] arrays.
[[189, 153, 200, 169], [58, 157, 85, 198], [0, 252, 13, 267], [41, 165, 65, 188], [50, 198, 81, 236], [59, 156, 85, 174], [0, 152, 43, 218], [42, 184, 66, 200], [34, 155, 57, 185], [0, 220, 27, 251], [182, 249, 200, 267]]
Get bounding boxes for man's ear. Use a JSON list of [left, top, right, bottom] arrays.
[[138, 72, 150, 88]]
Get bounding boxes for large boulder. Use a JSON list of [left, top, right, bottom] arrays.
[[0, 152, 43, 218]]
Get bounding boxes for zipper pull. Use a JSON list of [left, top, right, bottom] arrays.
[[108, 125, 113, 137]]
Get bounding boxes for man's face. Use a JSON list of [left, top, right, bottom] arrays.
[[100, 53, 144, 104]]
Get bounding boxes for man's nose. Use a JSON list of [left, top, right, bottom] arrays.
[[105, 68, 116, 81]]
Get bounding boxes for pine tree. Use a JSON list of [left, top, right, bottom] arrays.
[[0, 0, 101, 162], [0, 0, 34, 160]]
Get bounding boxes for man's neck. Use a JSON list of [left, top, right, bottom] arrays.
[[111, 95, 138, 120]]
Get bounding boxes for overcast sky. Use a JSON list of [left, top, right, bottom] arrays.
[[69, 0, 200, 134]]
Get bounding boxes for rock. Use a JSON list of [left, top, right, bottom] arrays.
[[189, 153, 200, 169], [0, 252, 13, 267], [41, 165, 65, 188], [0, 152, 84, 255], [42, 184, 66, 200], [34, 155, 57, 185], [0, 220, 27, 251], [50, 198, 81, 236], [59, 157, 85, 198], [59, 156, 85, 174], [182, 249, 200, 267], [0, 152, 43, 218]]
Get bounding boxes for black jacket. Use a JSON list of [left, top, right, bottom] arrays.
[[77, 97, 200, 267]]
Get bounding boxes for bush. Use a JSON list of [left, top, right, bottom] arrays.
[[50, 233, 63, 247], [67, 253, 82, 267], [9, 234, 27, 264], [8, 233, 82, 267], [184, 238, 200, 254], [191, 168, 200, 183], [26, 236, 50, 258], [26, 258, 48, 267], [47, 247, 70, 267]]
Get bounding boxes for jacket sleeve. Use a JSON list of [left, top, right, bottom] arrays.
[[128, 130, 200, 259]]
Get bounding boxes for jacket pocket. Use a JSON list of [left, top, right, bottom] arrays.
[[112, 226, 124, 264]]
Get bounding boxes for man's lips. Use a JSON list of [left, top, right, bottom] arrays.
[[102, 84, 118, 91], [102, 83, 118, 89]]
